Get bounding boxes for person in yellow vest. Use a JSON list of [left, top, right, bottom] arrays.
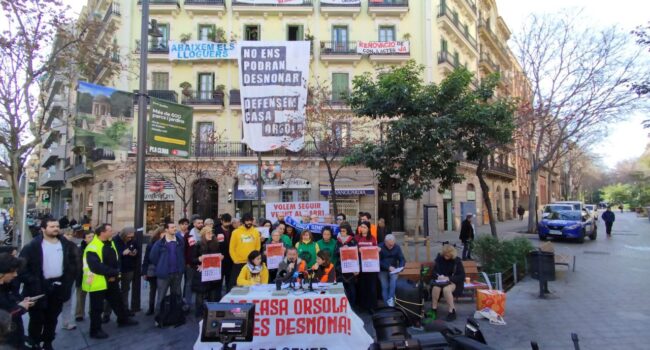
[[82, 224, 137, 339], [236, 250, 269, 286], [228, 213, 261, 290]]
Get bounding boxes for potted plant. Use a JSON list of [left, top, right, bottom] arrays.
[[180, 33, 192, 43], [179, 82, 192, 98], [213, 84, 225, 103], [305, 30, 315, 53]]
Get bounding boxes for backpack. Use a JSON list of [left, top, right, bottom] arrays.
[[156, 294, 186, 327]]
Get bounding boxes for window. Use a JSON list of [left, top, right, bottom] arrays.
[[244, 25, 260, 41], [196, 122, 214, 156], [281, 190, 309, 202], [331, 73, 349, 103], [378, 26, 395, 42], [467, 184, 476, 201], [453, 51, 460, 67], [287, 25, 304, 41], [198, 24, 214, 41], [441, 38, 448, 53], [152, 72, 169, 90], [332, 26, 348, 52], [333, 121, 351, 146], [198, 73, 214, 100], [98, 202, 104, 223], [106, 202, 113, 224], [153, 24, 170, 49]]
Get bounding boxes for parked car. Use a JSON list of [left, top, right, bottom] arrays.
[[541, 204, 574, 219], [585, 204, 598, 220], [553, 201, 584, 211], [538, 210, 597, 243]]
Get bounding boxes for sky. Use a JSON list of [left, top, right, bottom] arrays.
[[61, 0, 649, 168]]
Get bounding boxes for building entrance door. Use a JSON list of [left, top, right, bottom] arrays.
[[378, 179, 404, 232]]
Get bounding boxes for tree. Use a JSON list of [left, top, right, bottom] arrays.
[[303, 80, 372, 215], [455, 72, 516, 238], [347, 61, 467, 236], [513, 11, 649, 232], [601, 183, 633, 206], [0, 0, 119, 244], [632, 23, 650, 131]]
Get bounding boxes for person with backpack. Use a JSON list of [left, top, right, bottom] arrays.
[[295, 230, 319, 268], [149, 222, 185, 325], [82, 224, 138, 339], [192, 227, 223, 317], [236, 250, 269, 287], [430, 245, 466, 322]]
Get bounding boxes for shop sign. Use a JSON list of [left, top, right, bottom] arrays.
[[145, 178, 175, 201]]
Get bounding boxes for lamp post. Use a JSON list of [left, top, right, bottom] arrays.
[[132, 0, 162, 311]]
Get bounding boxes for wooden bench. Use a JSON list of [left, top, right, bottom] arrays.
[[540, 242, 576, 272], [398, 261, 434, 283]]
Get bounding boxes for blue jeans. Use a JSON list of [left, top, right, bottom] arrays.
[[378, 271, 398, 303]]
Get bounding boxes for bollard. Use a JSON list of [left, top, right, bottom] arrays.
[[425, 238, 431, 261]]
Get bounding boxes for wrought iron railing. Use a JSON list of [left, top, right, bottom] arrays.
[[320, 41, 358, 55]]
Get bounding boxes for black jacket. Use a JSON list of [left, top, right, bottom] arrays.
[[459, 220, 474, 242], [0, 284, 25, 319], [113, 235, 138, 272], [18, 234, 79, 303], [433, 254, 465, 297], [75, 241, 89, 287], [142, 237, 159, 277], [191, 239, 222, 293], [214, 224, 233, 266], [86, 240, 120, 278], [334, 235, 358, 282]]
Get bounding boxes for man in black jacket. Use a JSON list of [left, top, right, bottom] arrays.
[[19, 218, 79, 350], [459, 214, 474, 260]]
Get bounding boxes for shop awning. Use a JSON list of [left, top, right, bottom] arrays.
[[319, 183, 375, 196]]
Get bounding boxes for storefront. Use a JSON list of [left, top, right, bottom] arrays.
[[145, 177, 175, 232]]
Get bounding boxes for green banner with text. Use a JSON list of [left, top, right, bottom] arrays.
[[147, 98, 193, 158]]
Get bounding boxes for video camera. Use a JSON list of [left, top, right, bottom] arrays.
[[201, 302, 255, 350]]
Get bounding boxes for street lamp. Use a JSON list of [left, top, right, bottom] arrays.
[[132, 0, 162, 312]]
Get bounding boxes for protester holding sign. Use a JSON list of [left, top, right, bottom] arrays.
[[316, 227, 338, 267], [263, 230, 286, 281], [313, 250, 336, 283], [236, 251, 268, 287], [356, 222, 379, 312], [334, 223, 358, 306], [295, 230, 319, 267], [192, 227, 223, 317], [214, 214, 234, 292], [229, 214, 261, 291]]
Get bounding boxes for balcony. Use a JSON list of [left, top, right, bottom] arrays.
[[180, 90, 225, 111], [437, 51, 459, 73], [479, 52, 500, 74], [93, 53, 119, 84], [39, 169, 65, 188], [368, 0, 409, 18], [133, 89, 178, 104], [485, 163, 516, 180], [438, 4, 478, 53], [319, 41, 362, 65], [230, 89, 241, 108], [232, 0, 313, 17], [90, 148, 116, 167], [41, 145, 65, 168], [65, 163, 94, 183], [320, 0, 361, 18], [147, 41, 169, 62], [184, 0, 226, 17], [138, 0, 180, 14], [456, 0, 476, 19], [191, 141, 349, 158], [479, 18, 510, 63]]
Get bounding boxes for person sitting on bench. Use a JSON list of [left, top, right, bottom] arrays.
[[430, 245, 465, 321]]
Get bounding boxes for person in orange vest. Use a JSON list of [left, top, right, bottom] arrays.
[[356, 212, 378, 242], [312, 250, 336, 283]]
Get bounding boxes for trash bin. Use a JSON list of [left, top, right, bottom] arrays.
[[527, 251, 556, 281]]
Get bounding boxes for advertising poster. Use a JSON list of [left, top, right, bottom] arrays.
[[147, 98, 193, 157], [238, 41, 310, 152], [237, 162, 282, 190]]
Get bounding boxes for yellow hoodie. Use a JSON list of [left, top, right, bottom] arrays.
[[229, 226, 261, 264], [237, 263, 269, 287]]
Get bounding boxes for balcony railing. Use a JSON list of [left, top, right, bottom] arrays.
[[368, 0, 409, 7], [479, 18, 510, 59], [321, 0, 360, 6], [464, 0, 477, 14], [438, 5, 477, 49], [320, 41, 358, 55], [191, 141, 350, 158], [102, 2, 120, 23], [487, 163, 516, 177], [138, 0, 180, 5], [148, 41, 169, 54], [65, 163, 93, 181], [91, 149, 116, 162], [181, 90, 225, 106], [185, 0, 224, 4], [480, 52, 500, 72], [133, 90, 178, 103], [230, 89, 241, 106], [437, 51, 459, 68], [232, 0, 312, 5]]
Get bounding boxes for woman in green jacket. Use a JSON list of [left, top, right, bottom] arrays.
[[295, 230, 319, 267], [316, 227, 338, 267]]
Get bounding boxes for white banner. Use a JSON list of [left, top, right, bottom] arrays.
[[169, 41, 238, 61], [195, 285, 373, 350], [321, 0, 361, 4], [266, 201, 330, 223], [357, 41, 410, 55], [235, 0, 305, 4], [238, 41, 310, 152]]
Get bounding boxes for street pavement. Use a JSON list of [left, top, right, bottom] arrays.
[[37, 211, 650, 349]]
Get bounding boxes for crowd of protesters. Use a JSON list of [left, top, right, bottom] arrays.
[[0, 210, 415, 349]]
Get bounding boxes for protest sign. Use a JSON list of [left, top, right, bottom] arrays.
[[238, 41, 310, 152], [168, 41, 237, 61], [357, 41, 410, 55], [266, 201, 329, 222], [258, 226, 270, 240], [236, 0, 305, 4], [201, 254, 222, 282], [284, 216, 340, 235], [340, 246, 360, 274], [359, 246, 380, 273], [265, 243, 284, 270], [195, 286, 373, 350]]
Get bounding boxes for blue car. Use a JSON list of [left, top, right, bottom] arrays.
[[538, 210, 597, 243]]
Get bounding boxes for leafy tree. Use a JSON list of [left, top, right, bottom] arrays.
[[347, 62, 468, 236], [601, 183, 633, 206], [455, 72, 516, 238]]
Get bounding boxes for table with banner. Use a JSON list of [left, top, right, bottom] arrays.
[[193, 284, 374, 350]]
